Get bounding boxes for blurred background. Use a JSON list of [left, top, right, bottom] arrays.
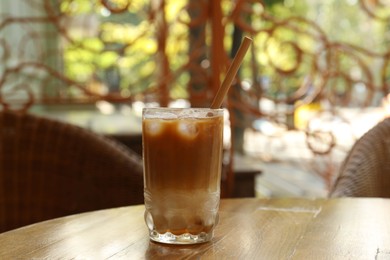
[[1, 0, 389, 198]]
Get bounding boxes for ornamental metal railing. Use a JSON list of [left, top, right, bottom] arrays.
[[1, 0, 389, 194]]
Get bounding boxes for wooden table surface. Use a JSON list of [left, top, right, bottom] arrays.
[[1, 198, 390, 259]]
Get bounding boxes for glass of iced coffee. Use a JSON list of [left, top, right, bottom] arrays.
[[142, 107, 224, 244]]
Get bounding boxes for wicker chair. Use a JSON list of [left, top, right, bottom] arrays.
[[0, 111, 144, 233], [329, 117, 390, 198]]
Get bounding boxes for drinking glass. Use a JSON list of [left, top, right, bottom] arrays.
[[142, 107, 224, 244]]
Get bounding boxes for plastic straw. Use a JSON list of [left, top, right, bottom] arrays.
[[210, 36, 252, 109]]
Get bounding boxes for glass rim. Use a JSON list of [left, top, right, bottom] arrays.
[[142, 107, 224, 118], [142, 107, 224, 112]]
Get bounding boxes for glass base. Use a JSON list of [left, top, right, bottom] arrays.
[[149, 230, 212, 245]]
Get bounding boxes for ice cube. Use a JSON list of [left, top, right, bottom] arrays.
[[152, 213, 169, 233], [178, 121, 199, 138], [168, 215, 187, 234], [187, 215, 205, 234], [145, 121, 163, 135]]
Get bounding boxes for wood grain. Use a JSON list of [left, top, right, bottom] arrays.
[[1, 198, 390, 259]]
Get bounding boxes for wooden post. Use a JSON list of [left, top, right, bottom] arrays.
[[209, 0, 225, 100]]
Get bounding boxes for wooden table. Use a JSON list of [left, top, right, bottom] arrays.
[[1, 198, 390, 259]]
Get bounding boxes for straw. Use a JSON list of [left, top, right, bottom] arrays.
[[210, 36, 252, 109]]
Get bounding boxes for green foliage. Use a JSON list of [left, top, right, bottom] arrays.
[[264, 0, 284, 6], [82, 38, 104, 52], [60, 0, 388, 102]]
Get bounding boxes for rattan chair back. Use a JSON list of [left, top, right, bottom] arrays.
[[330, 117, 390, 198], [0, 111, 144, 233]]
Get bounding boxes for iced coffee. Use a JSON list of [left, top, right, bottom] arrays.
[[142, 107, 224, 244]]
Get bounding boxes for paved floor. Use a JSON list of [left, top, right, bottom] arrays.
[[254, 159, 329, 198], [240, 131, 330, 198], [242, 108, 386, 198]]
